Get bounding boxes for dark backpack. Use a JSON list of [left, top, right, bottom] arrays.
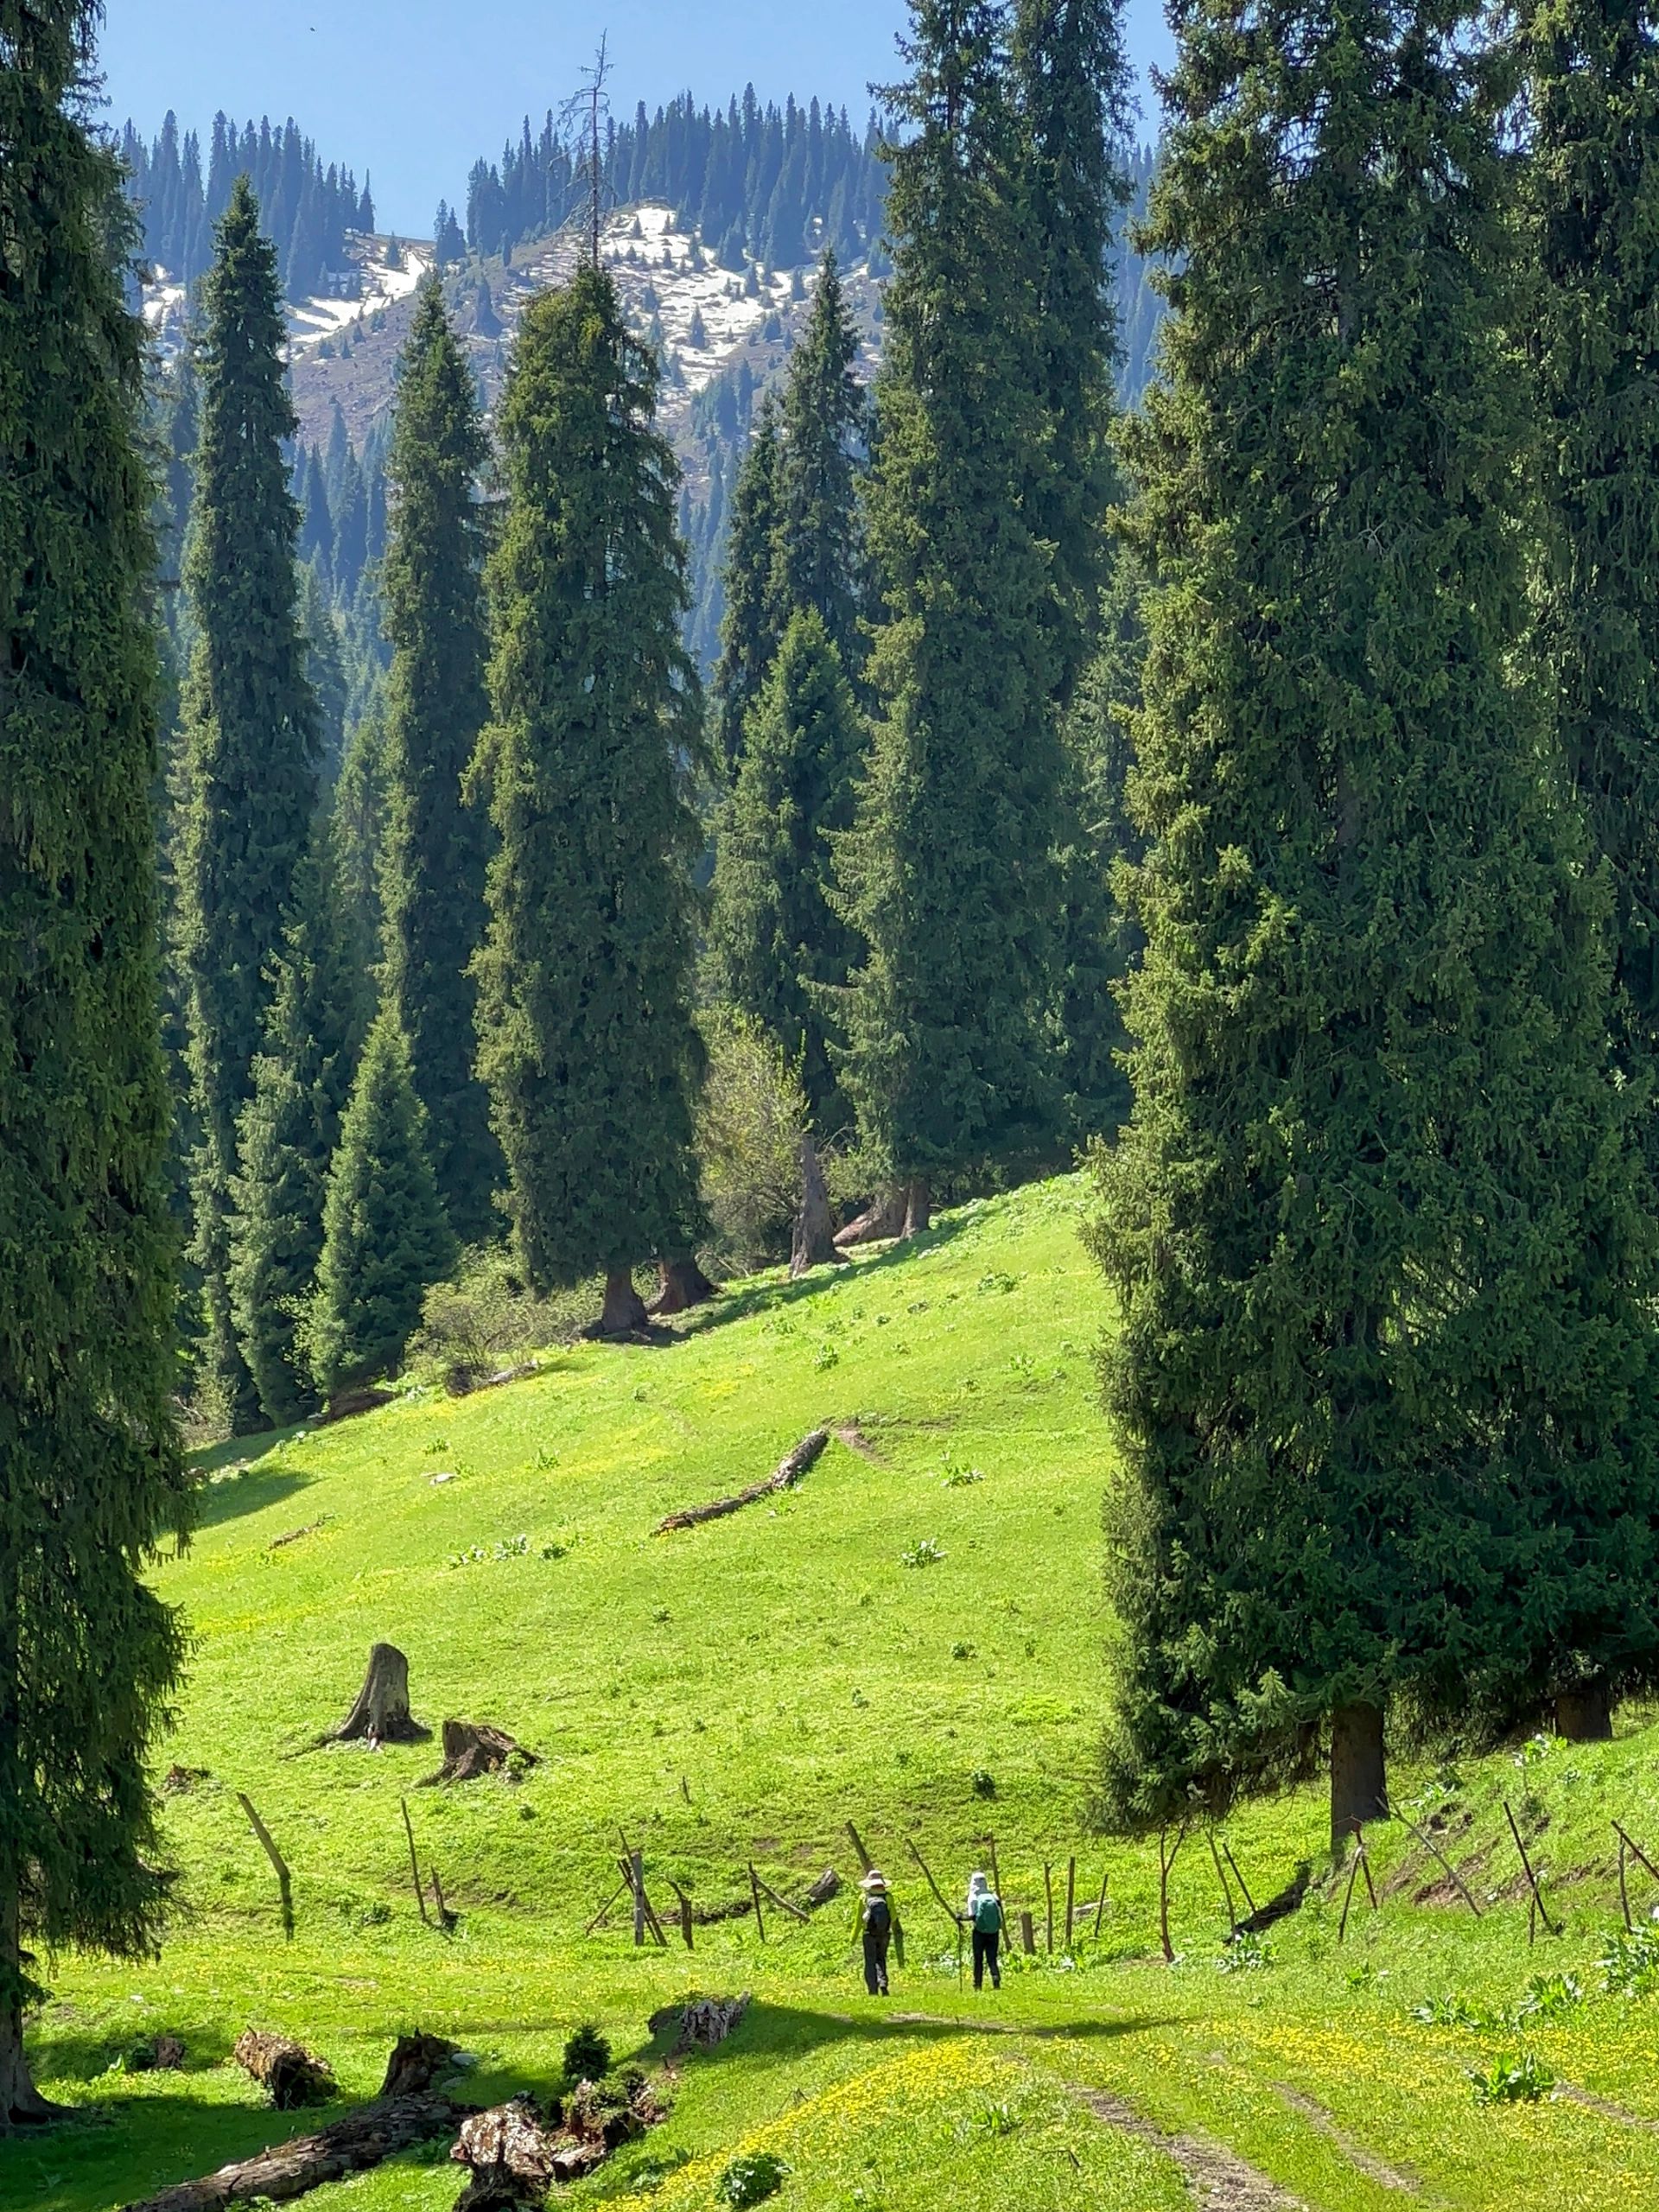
[[863, 1892, 891, 1937]]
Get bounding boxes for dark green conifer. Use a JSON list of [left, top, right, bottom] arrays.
[[1010, 0, 1131, 704], [228, 833, 370, 1424], [308, 1008, 455, 1396], [0, 0, 192, 2119], [1091, 0, 1659, 1844], [835, 0, 1065, 1228], [474, 263, 704, 1336], [773, 251, 867, 671], [380, 275, 499, 1243], [708, 610, 863, 1127], [176, 175, 320, 1427], [710, 394, 785, 768], [1523, 0, 1659, 1190]]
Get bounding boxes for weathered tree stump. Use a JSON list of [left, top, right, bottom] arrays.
[[232, 2030, 335, 2110], [791, 1138, 847, 1277], [119, 2089, 472, 2212], [647, 1257, 719, 1314], [326, 1643, 427, 1745], [585, 1268, 651, 1339], [834, 1188, 905, 1249], [647, 1993, 750, 2052], [451, 2097, 566, 2209], [423, 1720, 536, 1786], [378, 2033, 458, 2099], [804, 1867, 842, 1909], [1330, 1700, 1388, 1853]]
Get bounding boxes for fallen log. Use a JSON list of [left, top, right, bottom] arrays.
[[120, 2091, 472, 2212], [653, 1430, 830, 1535], [834, 1189, 905, 1249], [232, 2030, 334, 2110], [315, 1384, 396, 1426], [422, 1720, 536, 1785]]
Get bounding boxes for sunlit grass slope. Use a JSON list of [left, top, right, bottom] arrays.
[[14, 1173, 1659, 2212]]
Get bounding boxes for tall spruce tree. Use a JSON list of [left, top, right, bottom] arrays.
[[380, 275, 500, 1243], [773, 251, 868, 672], [0, 0, 192, 2120], [474, 262, 705, 1338], [1010, 0, 1130, 705], [835, 0, 1065, 1230], [707, 609, 863, 1126], [710, 393, 785, 768], [227, 831, 370, 1424], [176, 175, 320, 1427], [308, 1007, 455, 1396], [1523, 0, 1659, 1195], [1091, 0, 1659, 1846]]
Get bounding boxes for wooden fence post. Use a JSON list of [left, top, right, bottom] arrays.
[[1019, 1909, 1036, 1956], [238, 1793, 295, 1940]]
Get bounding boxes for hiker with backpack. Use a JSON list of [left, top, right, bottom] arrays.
[[855, 1868, 902, 1995], [963, 1870, 1004, 1990]]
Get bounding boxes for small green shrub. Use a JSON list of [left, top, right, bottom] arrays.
[[1598, 1923, 1659, 1997], [970, 1768, 996, 1799], [409, 1245, 594, 1389], [1466, 2050, 1554, 2105], [900, 1537, 945, 1569], [1514, 1971, 1582, 2022], [1217, 1939, 1270, 1974], [1411, 1993, 1493, 2030], [563, 2022, 612, 2082], [695, 1014, 809, 1268], [715, 2149, 790, 2207]]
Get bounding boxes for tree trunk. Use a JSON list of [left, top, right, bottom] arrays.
[[902, 1177, 931, 1237], [1555, 1681, 1612, 1742], [121, 2090, 474, 2212], [328, 1643, 425, 1745], [0, 1886, 60, 2128], [1329, 1701, 1387, 1853], [588, 1268, 649, 1338], [834, 1188, 906, 1248], [791, 1138, 846, 1276], [646, 1257, 717, 1315]]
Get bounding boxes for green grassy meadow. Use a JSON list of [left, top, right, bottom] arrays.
[[13, 1175, 1659, 2210]]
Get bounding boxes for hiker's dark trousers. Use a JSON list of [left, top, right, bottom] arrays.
[[972, 1929, 1001, 1989], [863, 1930, 891, 1994]]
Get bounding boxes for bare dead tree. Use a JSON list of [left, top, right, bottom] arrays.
[[560, 35, 613, 268]]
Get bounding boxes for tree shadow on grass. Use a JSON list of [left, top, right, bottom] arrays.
[[675, 1214, 978, 1343], [618, 1996, 1179, 2073], [189, 1463, 315, 1534]]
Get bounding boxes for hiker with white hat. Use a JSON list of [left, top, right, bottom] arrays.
[[854, 1867, 902, 1995], [962, 1870, 1004, 1990]]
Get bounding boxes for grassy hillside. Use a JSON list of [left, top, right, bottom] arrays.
[[12, 1177, 1659, 2211]]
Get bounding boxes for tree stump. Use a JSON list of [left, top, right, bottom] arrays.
[[378, 2033, 458, 2098], [791, 1138, 847, 1277], [327, 1643, 427, 1745], [804, 1867, 842, 1908], [451, 2097, 565, 2209], [232, 2030, 335, 2110], [648, 1257, 719, 1313], [834, 1187, 905, 1248], [585, 1268, 651, 1339], [316, 1384, 397, 1426], [423, 1720, 536, 1785]]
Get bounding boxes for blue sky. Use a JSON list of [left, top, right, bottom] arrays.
[[97, 0, 1174, 237]]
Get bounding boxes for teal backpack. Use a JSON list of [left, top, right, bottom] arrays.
[[972, 1891, 1002, 1936]]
